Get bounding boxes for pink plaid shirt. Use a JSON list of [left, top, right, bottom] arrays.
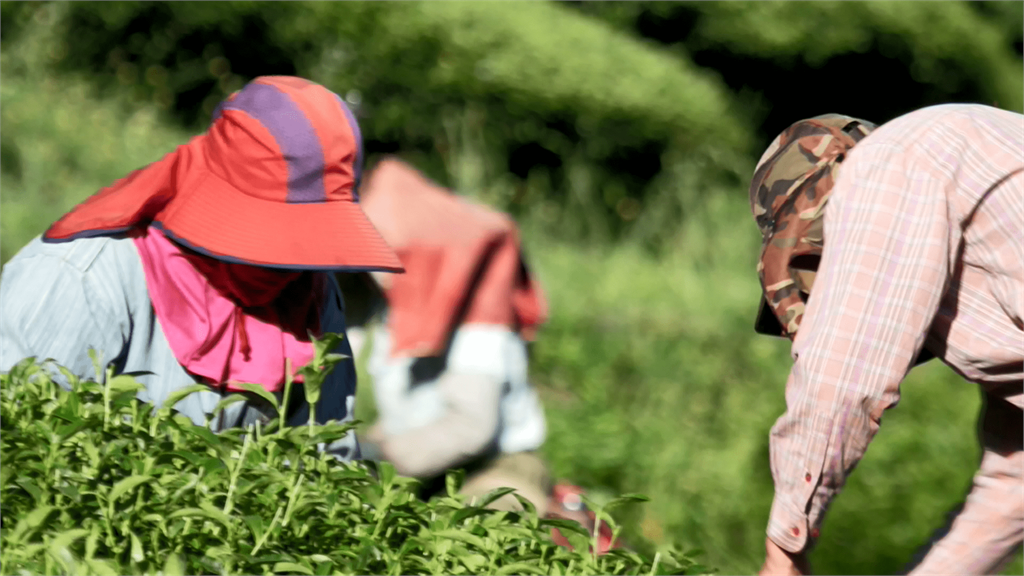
[[766, 104, 1024, 569]]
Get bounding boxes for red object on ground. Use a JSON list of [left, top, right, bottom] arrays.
[[545, 483, 620, 554]]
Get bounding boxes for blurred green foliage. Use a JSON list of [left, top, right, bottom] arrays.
[[1, 1, 1022, 574], [6, 0, 1015, 253]]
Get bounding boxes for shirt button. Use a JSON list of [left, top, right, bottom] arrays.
[[805, 473, 812, 482], [791, 527, 800, 536]]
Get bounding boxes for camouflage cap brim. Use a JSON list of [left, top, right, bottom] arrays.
[[754, 298, 785, 337]]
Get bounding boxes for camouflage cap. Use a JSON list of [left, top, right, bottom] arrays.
[[749, 114, 876, 338]]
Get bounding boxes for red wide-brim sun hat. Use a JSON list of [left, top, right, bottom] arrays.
[[44, 76, 403, 273], [153, 162, 402, 271]]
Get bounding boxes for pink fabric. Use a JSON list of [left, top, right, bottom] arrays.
[[133, 227, 315, 392]]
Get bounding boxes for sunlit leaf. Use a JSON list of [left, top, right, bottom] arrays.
[[212, 393, 247, 418], [129, 529, 145, 563], [108, 475, 152, 505], [474, 486, 517, 510], [84, 558, 121, 576], [273, 561, 314, 575], [167, 507, 233, 529], [496, 562, 547, 575], [235, 382, 281, 413], [106, 375, 146, 394], [47, 528, 90, 551], [9, 505, 56, 543], [597, 493, 650, 513], [161, 553, 186, 576], [433, 529, 486, 550], [242, 514, 265, 542], [160, 384, 210, 410]]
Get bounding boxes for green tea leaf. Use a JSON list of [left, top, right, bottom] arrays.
[[167, 507, 233, 529], [212, 393, 248, 418], [312, 333, 347, 367], [160, 384, 210, 410], [242, 514, 265, 542], [85, 523, 100, 559], [197, 456, 227, 474], [47, 528, 90, 552], [459, 553, 488, 572], [451, 506, 493, 526], [109, 475, 152, 504], [10, 505, 56, 542], [84, 558, 121, 576], [82, 440, 101, 468], [377, 461, 396, 487], [15, 477, 44, 504], [120, 370, 156, 379], [495, 562, 547, 575], [156, 450, 203, 468], [541, 518, 591, 538], [87, 348, 103, 382], [444, 468, 466, 497], [433, 529, 486, 550], [235, 382, 281, 413], [129, 529, 144, 563], [179, 425, 221, 450], [161, 553, 186, 576], [199, 501, 235, 525], [598, 493, 650, 513], [273, 561, 314, 575], [57, 364, 81, 391], [475, 486, 518, 509], [57, 419, 89, 441], [106, 375, 146, 394]]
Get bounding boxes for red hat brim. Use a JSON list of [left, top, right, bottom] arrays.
[[156, 167, 403, 272]]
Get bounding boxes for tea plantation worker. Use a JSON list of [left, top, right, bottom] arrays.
[[341, 158, 616, 551], [748, 104, 1023, 576], [0, 76, 403, 461]]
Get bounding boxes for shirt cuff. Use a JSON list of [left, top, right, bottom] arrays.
[[766, 493, 813, 553]]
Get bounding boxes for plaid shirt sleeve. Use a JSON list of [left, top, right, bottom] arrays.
[[766, 139, 953, 553]]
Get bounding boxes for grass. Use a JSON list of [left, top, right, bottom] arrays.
[[1, 35, 1020, 576]]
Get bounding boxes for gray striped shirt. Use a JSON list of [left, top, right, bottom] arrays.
[[0, 234, 360, 460]]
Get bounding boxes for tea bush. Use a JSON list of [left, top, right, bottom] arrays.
[[0, 336, 706, 576]]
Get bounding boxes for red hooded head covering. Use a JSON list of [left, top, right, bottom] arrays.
[[359, 158, 548, 358]]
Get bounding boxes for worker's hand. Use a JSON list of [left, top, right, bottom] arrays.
[[758, 537, 811, 576]]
